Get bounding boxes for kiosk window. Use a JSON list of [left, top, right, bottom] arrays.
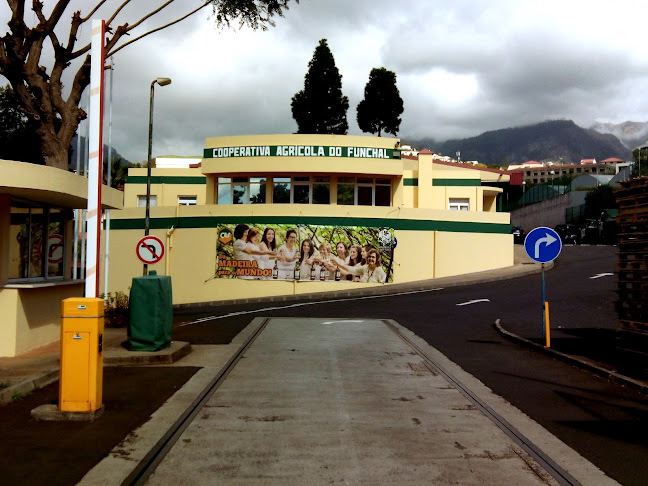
[[9, 203, 67, 281]]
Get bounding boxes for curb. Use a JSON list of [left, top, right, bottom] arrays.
[[0, 342, 192, 406], [494, 319, 648, 394], [0, 369, 59, 406]]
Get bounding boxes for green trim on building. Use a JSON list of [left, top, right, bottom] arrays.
[[110, 215, 510, 234], [403, 178, 418, 186], [126, 176, 207, 185], [432, 179, 481, 186]]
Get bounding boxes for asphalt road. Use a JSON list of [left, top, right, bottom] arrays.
[[174, 246, 648, 486]]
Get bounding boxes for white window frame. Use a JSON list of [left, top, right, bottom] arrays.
[[217, 177, 267, 204], [137, 195, 157, 208], [178, 195, 197, 206], [448, 198, 470, 211], [337, 177, 392, 207]]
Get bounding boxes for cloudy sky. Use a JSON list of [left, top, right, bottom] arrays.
[[2, 0, 648, 162]]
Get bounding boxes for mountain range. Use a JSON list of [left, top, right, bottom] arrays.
[[405, 119, 638, 167], [588, 121, 648, 150], [69, 134, 131, 171]]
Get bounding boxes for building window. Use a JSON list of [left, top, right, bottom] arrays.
[[273, 177, 291, 204], [448, 198, 469, 211], [336, 177, 391, 206], [178, 196, 197, 206], [216, 176, 328, 205], [250, 177, 266, 203], [217, 177, 266, 204], [137, 195, 157, 207], [275, 176, 331, 204], [337, 177, 355, 205], [9, 203, 66, 281], [313, 178, 331, 204]]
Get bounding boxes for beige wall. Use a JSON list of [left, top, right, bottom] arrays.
[[435, 232, 513, 278], [0, 283, 84, 356], [103, 204, 511, 305], [0, 289, 19, 356], [123, 168, 207, 208]]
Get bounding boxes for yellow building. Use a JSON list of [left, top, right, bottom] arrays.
[[0, 160, 122, 357], [108, 134, 515, 306]]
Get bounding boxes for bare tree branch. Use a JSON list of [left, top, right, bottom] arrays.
[[104, 0, 132, 26], [107, 1, 211, 56], [81, 0, 111, 23], [1, 0, 298, 169], [113, 0, 176, 33]]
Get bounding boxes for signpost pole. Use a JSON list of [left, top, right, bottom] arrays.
[[524, 227, 561, 349], [541, 263, 546, 341]]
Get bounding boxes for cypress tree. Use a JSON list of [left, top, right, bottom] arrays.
[[291, 39, 349, 134], [357, 67, 404, 137]]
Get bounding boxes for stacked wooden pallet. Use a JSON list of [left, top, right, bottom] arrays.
[[615, 177, 648, 359]]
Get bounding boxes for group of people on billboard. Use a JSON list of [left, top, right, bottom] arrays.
[[216, 223, 394, 283]]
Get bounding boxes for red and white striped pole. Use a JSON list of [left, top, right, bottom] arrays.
[[85, 19, 106, 298]]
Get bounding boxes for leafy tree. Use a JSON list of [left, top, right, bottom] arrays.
[[356, 67, 403, 137], [104, 158, 141, 190], [291, 39, 348, 134], [0, 84, 45, 164], [585, 184, 618, 219], [0, 0, 297, 170]]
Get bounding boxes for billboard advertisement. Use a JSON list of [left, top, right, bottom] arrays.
[[216, 223, 395, 283]]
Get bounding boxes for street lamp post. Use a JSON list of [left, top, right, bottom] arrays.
[[550, 170, 555, 191], [144, 77, 172, 276]]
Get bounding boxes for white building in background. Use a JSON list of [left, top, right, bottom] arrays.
[[153, 156, 202, 169], [507, 158, 631, 184]]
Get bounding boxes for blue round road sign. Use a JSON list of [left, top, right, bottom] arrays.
[[524, 226, 562, 263]]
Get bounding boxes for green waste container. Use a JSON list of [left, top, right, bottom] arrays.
[[125, 273, 173, 351]]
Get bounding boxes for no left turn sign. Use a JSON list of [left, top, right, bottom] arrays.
[[47, 234, 64, 264], [136, 235, 165, 264]]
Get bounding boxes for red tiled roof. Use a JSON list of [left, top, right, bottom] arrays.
[[600, 157, 624, 163], [581, 159, 596, 164]]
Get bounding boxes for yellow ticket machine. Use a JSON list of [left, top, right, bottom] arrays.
[[59, 298, 104, 412]]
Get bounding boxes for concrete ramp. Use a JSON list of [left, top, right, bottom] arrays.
[[146, 318, 562, 485]]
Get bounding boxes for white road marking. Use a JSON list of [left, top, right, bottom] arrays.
[[456, 299, 490, 306], [589, 273, 614, 279], [177, 288, 445, 327], [321, 320, 366, 325]]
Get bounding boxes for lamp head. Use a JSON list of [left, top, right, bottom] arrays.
[[156, 77, 172, 86]]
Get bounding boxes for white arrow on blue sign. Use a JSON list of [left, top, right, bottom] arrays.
[[524, 227, 562, 263]]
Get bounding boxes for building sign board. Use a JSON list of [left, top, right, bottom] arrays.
[[204, 145, 401, 160]]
